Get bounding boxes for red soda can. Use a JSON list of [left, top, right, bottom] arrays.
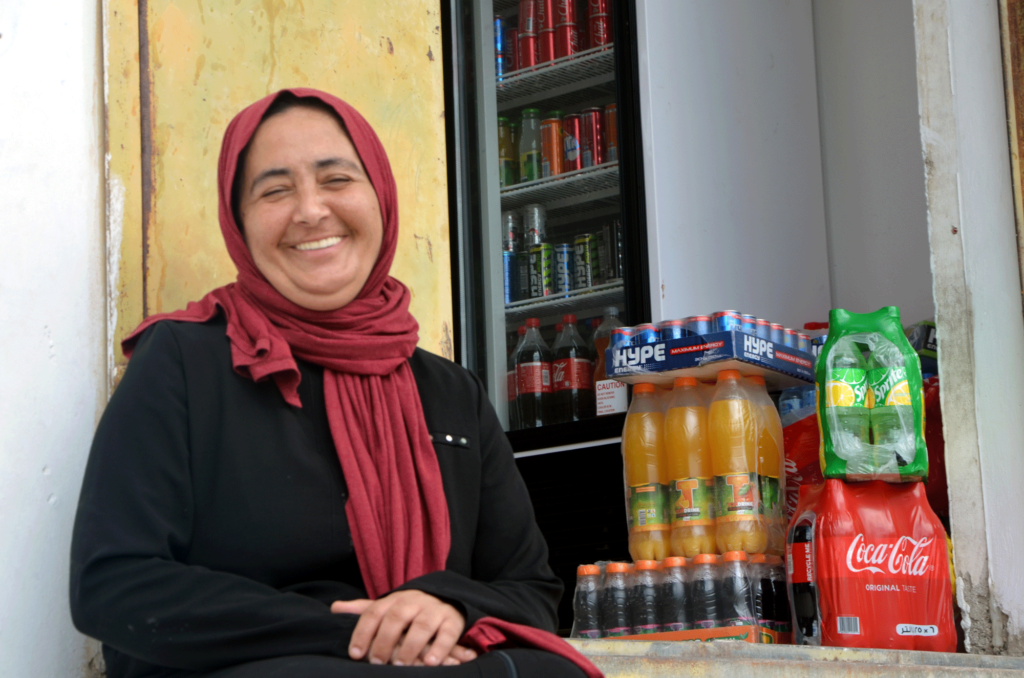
[[604, 103, 618, 162], [537, 0, 555, 63], [580, 107, 605, 167], [538, 29, 556, 63], [562, 113, 583, 171], [519, 0, 539, 68], [506, 27, 520, 72], [540, 115, 564, 177], [588, 0, 612, 49], [557, 0, 577, 24], [555, 24, 579, 59]]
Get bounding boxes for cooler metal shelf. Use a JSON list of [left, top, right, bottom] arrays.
[[494, 0, 519, 13], [497, 47, 617, 113], [504, 281, 624, 324], [500, 163, 620, 218]]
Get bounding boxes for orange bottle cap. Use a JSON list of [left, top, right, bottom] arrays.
[[662, 557, 686, 568], [723, 550, 749, 562], [634, 383, 656, 394], [577, 564, 600, 576], [717, 369, 741, 382], [747, 375, 765, 386], [767, 555, 784, 566], [692, 554, 717, 565], [673, 376, 698, 388], [635, 560, 659, 571], [606, 562, 630, 573], [748, 554, 767, 564]]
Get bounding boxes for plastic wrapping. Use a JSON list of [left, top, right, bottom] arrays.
[[816, 307, 927, 481], [786, 480, 956, 651]]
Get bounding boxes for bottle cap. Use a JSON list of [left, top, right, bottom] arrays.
[[673, 376, 698, 388], [747, 375, 765, 386], [547, 110, 564, 118], [604, 306, 619, 316], [748, 553, 767, 564], [635, 560, 659, 571], [606, 562, 629, 573], [577, 564, 600, 576], [662, 557, 686, 568], [562, 314, 577, 324], [767, 555, 785, 567], [522, 108, 541, 116], [717, 369, 741, 382], [556, 324, 563, 333], [723, 550, 749, 562], [526, 317, 540, 328], [692, 554, 717, 565], [634, 383, 656, 394], [498, 116, 509, 123], [518, 326, 527, 335]]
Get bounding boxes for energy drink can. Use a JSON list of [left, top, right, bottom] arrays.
[[529, 243, 554, 297], [755, 318, 771, 340], [501, 210, 521, 252], [541, 114, 564, 177], [634, 323, 659, 345], [562, 113, 583, 172], [554, 243, 574, 294], [516, 251, 531, 300], [610, 326, 634, 349], [769, 323, 784, 344], [783, 328, 798, 348], [503, 251, 517, 304], [740, 314, 757, 335], [712, 310, 741, 333], [797, 333, 811, 353], [686, 315, 711, 336], [522, 203, 547, 246], [573, 233, 598, 289], [658, 319, 687, 342]]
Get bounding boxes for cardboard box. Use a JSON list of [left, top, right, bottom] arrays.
[[606, 330, 815, 389]]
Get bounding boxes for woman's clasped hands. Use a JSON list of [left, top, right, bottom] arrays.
[[331, 590, 479, 667]]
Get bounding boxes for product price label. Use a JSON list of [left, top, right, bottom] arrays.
[[517, 361, 552, 395], [553, 357, 593, 391], [628, 483, 669, 532], [867, 366, 910, 408], [669, 477, 715, 526], [715, 473, 760, 522], [759, 475, 780, 519], [825, 368, 868, 408]]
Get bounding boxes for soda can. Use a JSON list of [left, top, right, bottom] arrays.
[[536, 0, 555, 62], [588, 0, 612, 49], [755, 318, 771, 340], [554, 243, 574, 294], [529, 243, 554, 297], [502, 251, 517, 303], [605, 218, 624, 279], [686, 315, 712, 336], [740, 314, 757, 335], [516, 251, 531, 300], [501, 210, 521, 252], [634, 323, 659, 345], [610, 326, 634, 349], [562, 113, 583, 172], [783, 328, 798, 348], [797, 333, 810, 353], [522, 203, 547, 246], [769, 323, 784, 344], [604, 103, 618, 162], [581, 107, 605, 167], [518, 0, 539, 68], [658, 319, 687, 342], [555, 0, 579, 58], [573, 233, 597, 289], [505, 27, 520, 72], [712, 310, 741, 333], [495, 17, 507, 80], [540, 114, 564, 177]]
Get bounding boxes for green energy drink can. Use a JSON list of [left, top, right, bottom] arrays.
[[516, 251, 531, 300], [529, 244, 554, 298], [573, 233, 598, 289]]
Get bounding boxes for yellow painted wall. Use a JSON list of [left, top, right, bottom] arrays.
[[108, 0, 452, 384]]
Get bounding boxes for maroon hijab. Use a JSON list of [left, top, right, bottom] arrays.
[[123, 89, 601, 677]]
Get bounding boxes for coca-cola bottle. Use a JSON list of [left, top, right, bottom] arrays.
[[507, 326, 526, 430], [788, 520, 820, 645], [552, 314, 595, 423], [516, 317, 554, 428]]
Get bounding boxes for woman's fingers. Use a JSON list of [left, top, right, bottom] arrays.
[[419, 616, 465, 667], [393, 607, 445, 666], [347, 597, 395, 661], [450, 645, 479, 663], [345, 590, 468, 666], [330, 599, 372, 615]]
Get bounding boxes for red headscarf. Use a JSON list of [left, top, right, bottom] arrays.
[[123, 89, 601, 677]]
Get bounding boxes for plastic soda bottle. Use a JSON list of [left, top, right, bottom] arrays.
[[823, 337, 870, 459], [515, 318, 553, 428], [748, 553, 774, 631], [519, 108, 543, 183], [689, 554, 721, 629], [709, 370, 768, 554], [665, 376, 716, 557], [630, 560, 662, 634], [570, 564, 601, 638], [767, 555, 791, 633], [658, 557, 689, 631], [867, 343, 914, 467], [622, 383, 670, 561], [600, 562, 632, 637], [745, 375, 785, 556], [552, 314, 595, 423], [507, 326, 526, 430], [719, 551, 755, 626], [591, 306, 624, 382]]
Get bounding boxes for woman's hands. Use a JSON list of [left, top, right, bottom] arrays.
[[331, 591, 477, 667]]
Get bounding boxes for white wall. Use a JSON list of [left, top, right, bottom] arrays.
[[636, 0, 832, 329], [0, 1, 106, 674], [813, 0, 935, 324]]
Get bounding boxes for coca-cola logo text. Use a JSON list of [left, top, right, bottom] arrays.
[[845, 534, 933, 576]]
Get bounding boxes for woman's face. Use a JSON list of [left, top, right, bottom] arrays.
[[238, 106, 384, 311]]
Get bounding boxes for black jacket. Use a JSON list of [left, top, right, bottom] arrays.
[[70, 318, 561, 678]]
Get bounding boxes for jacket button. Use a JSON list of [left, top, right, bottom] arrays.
[[446, 434, 453, 442], [460, 438, 468, 445]]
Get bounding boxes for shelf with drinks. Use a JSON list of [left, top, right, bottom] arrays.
[[505, 280, 624, 323], [500, 161, 619, 214], [497, 47, 616, 113]]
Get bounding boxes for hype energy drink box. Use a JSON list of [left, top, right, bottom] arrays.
[[529, 243, 554, 297]]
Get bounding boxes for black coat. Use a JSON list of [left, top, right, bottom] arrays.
[[70, 318, 561, 678]]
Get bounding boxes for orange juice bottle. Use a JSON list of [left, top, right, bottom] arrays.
[[746, 375, 785, 556], [622, 382, 669, 561], [709, 370, 768, 554], [665, 376, 716, 557]]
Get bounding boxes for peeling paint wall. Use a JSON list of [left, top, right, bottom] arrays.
[[0, 0, 107, 674], [135, 0, 451, 357]]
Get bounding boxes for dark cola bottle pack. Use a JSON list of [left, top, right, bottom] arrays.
[[552, 314, 595, 423], [570, 565, 601, 639]]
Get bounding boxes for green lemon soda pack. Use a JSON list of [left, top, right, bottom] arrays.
[[815, 307, 927, 482]]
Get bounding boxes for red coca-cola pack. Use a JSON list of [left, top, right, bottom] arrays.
[[787, 479, 955, 652]]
